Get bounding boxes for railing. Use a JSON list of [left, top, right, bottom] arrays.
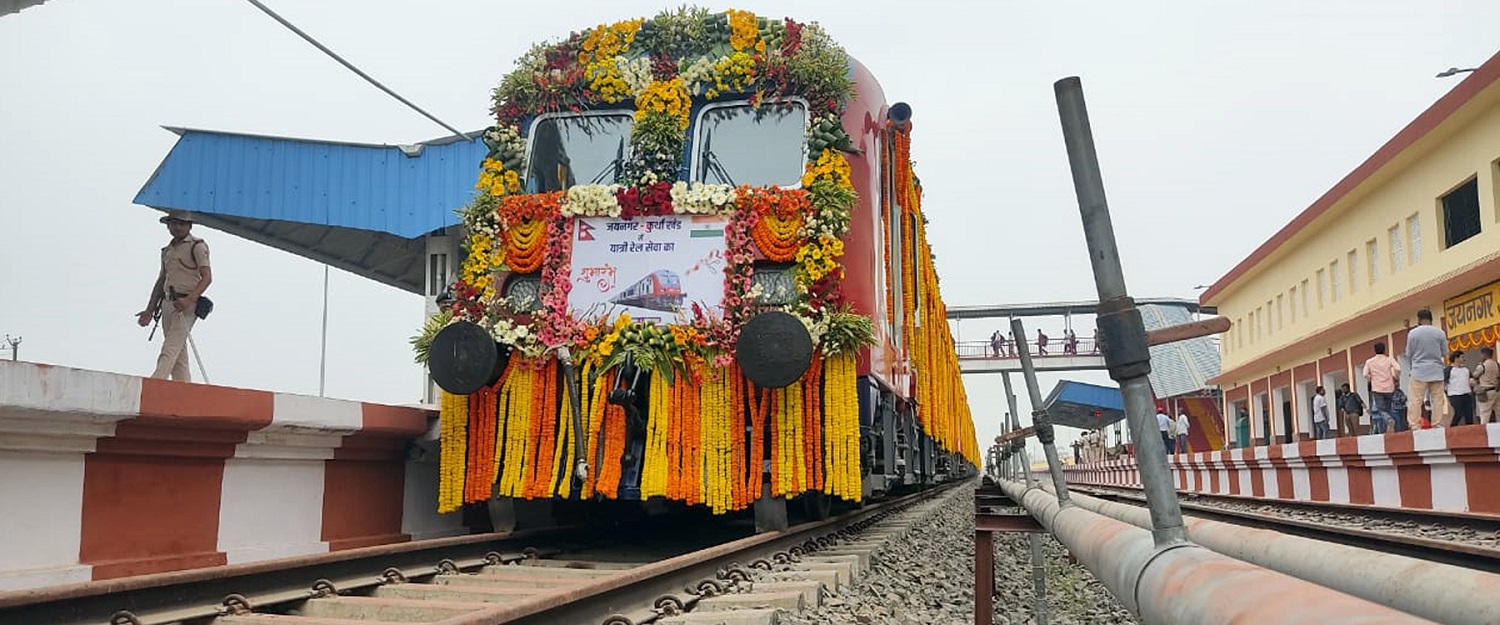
[[954, 338, 1099, 359]]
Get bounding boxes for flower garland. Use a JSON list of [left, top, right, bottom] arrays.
[[437, 390, 468, 513], [741, 186, 811, 262], [424, 7, 979, 516]]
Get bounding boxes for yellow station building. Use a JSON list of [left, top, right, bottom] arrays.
[[1203, 50, 1500, 446]]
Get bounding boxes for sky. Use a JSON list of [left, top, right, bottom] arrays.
[[2, 0, 1498, 462]]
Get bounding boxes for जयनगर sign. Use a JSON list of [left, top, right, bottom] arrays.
[[568, 215, 730, 324]]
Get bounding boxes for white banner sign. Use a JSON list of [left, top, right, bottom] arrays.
[[568, 215, 730, 324]]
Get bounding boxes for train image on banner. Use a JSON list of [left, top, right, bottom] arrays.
[[608, 269, 685, 313]]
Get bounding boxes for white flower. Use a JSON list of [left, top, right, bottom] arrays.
[[617, 57, 654, 97], [678, 56, 717, 95], [670, 181, 738, 215], [561, 184, 623, 218]]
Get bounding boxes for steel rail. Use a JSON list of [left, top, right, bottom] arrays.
[[1071, 485, 1500, 571], [432, 483, 961, 625], [0, 526, 580, 625], [1077, 481, 1500, 524], [0, 485, 956, 625]]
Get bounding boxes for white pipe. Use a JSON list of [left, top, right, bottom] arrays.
[[1051, 484, 1500, 625], [999, 479, 1437, 624]]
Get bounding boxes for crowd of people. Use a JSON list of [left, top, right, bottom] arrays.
[[987, 328, 1097, 358]]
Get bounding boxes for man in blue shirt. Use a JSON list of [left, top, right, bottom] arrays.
[[1403, 309, 1449, 430]]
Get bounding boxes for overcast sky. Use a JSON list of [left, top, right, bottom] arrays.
[[2, 0, 1497, 460]]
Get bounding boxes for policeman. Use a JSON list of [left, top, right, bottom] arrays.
[[136, 210, 212, 381]]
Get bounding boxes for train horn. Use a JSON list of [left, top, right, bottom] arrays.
[[427, 320, 511, 395], [887, 102, 912, 128], [735, 310, 815, 389]]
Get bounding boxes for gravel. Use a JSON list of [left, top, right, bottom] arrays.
[[772, 484, 1138, 625]]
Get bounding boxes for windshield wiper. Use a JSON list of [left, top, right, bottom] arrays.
[[589, 137, 626, 185], [697, 129, 736, 186]]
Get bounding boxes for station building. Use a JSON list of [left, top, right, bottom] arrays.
[[1203, 50, 1500, 446]]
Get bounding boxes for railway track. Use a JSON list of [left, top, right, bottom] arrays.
[[1070, 483, 1500, 573], [0, 484, 959, 625]]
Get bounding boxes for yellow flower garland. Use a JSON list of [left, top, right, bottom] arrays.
[[497, 364, 533, 497], [578, 17, 644, 65], [461, 232, 505, 302], [636, 78, 692, 131], [438, 390, 469, 513], [477, 158, 522, 197], [725, 9, 760, 51], [639, 369, 672, 499]]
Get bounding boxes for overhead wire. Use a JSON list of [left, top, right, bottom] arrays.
[[240, 0, 472, 142]]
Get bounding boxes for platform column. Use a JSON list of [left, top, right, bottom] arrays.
[[422, 229, 460, 404]]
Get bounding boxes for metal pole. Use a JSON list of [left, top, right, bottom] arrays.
[[1053, 76, 1186, 547], [1001, 374, 1037, 490], [319, 264, 329, 397], [1001, 372, 1048, 624], [1010, 318, 1071, 508], [187, 334, 210, 384]]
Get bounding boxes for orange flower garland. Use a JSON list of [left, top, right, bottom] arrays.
[[505, 219, 547, 274], [739, 187, 811, 262], [495, 192, 560, 275]]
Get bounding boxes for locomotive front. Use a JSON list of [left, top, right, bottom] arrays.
[[415, 7, 978, 526]]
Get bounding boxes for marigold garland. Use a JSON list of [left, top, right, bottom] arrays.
[[427, 8, 983, 517], [505, 219, 546, 274], [437, 390, 469, 513]]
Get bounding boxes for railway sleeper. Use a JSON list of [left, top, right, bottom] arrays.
[[658, 485, 959, 625]]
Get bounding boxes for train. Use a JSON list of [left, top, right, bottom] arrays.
[[417, 7, 979, 531], [609, 269, 685, 313]]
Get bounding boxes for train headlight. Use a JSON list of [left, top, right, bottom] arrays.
[[503, 275, 544, 313], [750, 263, 797, 306]]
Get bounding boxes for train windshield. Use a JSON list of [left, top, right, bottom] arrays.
[[693, 101, 807, 188], [526, 113, 633, 192]]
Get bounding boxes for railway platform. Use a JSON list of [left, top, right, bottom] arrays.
[[0, 359, 458, 591], [1065, 424, 1500, 516]]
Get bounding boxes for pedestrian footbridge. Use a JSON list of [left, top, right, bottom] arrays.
[[948, 298, 1218, 381]]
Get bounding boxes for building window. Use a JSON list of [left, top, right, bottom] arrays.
[[1347, 250, 1358, 293], [1237, 318, 1244, 349], [1407, 213, 1422, 264], [1316, 269, 1327, 309], [1249, 310, 1257, 343], [1366, 239, 1378, 286], [1289, 286, 1297, 323], [428, 253, 448, 296], [1389, 224, 1404, 273], [1266, 300, 1274, 335], [1277, 294, 1285, 330], [1329, 261, 1341, 302], [1301, 279, 1310, 317], [1441, 179, 1481, 249]]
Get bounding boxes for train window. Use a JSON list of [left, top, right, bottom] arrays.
[[503, 275, 544, 313], [750, 263, 798, 306], [525, 113, 634, 192], [692, 101, 807, 188]]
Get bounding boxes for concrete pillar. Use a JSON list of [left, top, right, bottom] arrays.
[[422, 230, 460, 404]]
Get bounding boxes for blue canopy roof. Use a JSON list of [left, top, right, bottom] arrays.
[[133, 127, 488, 293], [1043, 380, 1126, 430]]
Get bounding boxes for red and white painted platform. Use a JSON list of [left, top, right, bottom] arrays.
[[1065, 425, 1500, 515], [0, 360, 462, 591]]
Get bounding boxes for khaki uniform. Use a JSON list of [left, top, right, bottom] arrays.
[[1476, 358, 1500, 423], [153, 235, 210, 381]]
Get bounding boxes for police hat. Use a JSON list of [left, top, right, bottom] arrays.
[[159, 210, 196, 224]]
